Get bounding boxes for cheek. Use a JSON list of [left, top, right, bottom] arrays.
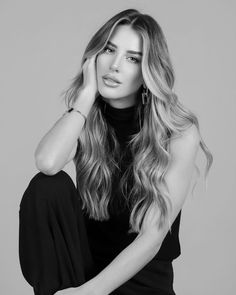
[[126, 67, 143, 87]]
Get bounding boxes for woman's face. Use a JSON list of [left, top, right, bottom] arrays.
[[96, 24, 143, 108]]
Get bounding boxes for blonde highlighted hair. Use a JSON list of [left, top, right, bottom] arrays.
[[61, 9, 213, 234]]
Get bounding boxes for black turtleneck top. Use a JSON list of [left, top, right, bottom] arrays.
[[82, 99, 182, 272]]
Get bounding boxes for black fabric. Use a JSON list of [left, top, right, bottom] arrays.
[[84, 98, 182, 266], [19, 170, 176, 295], [19, 98, 180, 294], [19, 171, 97, 295]]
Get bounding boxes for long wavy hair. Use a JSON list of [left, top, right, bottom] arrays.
[[61, 9, 213, 234]]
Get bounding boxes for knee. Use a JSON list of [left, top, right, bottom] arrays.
[[20, 170, 77, 209], [30, 170, 75, 192]]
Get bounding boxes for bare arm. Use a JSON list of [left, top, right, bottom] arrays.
[[35, 55, 98, 175], [35, 90, 94, 175]]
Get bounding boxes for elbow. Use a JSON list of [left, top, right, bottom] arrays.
[[34, 153, 59, 176]]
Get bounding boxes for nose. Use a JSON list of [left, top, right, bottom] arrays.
[[110, 55, 122, 72], [110, 63, 119, 72]]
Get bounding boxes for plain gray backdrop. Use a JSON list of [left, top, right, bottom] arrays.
[[1, 0, 235, 294]]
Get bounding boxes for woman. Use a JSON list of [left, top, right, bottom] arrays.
[[19, 8, 213, 295]]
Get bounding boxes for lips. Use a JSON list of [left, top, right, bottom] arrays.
[[102, 74, 121, 84]]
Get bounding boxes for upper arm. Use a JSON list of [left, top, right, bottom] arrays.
[[65, 140, 78, 165], [165, 124, 200, 212], [141, 124, 200, 240]]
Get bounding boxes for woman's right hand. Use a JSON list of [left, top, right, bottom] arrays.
[[81, 54, 99, 99], [73, 54, 99, 115]]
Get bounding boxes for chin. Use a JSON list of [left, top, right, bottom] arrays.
[[98, 87, 123, 100]]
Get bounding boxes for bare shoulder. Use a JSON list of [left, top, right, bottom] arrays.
[[169, 124, 200, 157], [170, 123, 200, 143], [181, 124, 200, 143]]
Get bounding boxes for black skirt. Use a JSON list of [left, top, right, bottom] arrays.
[[19, 170, 176, 295]]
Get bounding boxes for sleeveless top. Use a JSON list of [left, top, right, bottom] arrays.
[[82, 98, 182, 270]]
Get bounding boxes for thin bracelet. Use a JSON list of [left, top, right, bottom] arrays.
[[63, 107, 87, 122]]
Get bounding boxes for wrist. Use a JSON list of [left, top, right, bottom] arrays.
[[80, 277, 104, 295], [73, 90, 96, 117]]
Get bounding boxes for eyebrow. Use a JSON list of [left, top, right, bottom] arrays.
[[107, 40, 143, 56]]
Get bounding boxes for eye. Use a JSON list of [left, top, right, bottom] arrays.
[[103, 46, 114, 54], [127, 56, 140, 63]]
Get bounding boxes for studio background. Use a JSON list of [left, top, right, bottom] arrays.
[[0, 0, 235, 294]]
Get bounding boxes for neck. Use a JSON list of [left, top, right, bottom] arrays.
[[101, 94, 137, 109]]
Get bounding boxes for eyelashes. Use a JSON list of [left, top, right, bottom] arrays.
[[103, 46, 114, 54], [102, 46, 140, 64]]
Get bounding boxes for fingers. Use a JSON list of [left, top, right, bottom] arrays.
[[81, 54, 98, 95], [82, 55, 96, 76], [87, 54, 98, 65]]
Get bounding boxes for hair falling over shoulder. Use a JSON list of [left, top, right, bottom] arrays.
[[60, 9, 213, 235]]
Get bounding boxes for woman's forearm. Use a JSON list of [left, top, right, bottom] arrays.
[[35, 89, 95, 175], [85, 231, 161, 295]]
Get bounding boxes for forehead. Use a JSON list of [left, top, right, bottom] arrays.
[[108, 25, 142, 52]]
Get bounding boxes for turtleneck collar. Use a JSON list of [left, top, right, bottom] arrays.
[[100, 98, 136, 122]]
